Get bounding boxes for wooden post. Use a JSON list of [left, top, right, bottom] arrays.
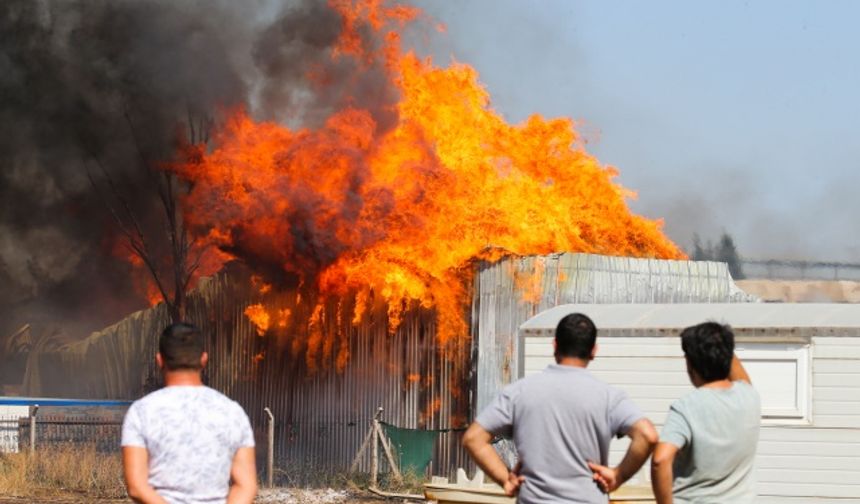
[[349, 425, 374, 473], [28, 404, 38, 454], [370, 407, 383, 487], [371, 418, 379, 487], [264, 407, 274, 488], [375, 421, 402, 481]]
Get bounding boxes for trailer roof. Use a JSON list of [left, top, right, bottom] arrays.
[[520, 303, 860, 334]]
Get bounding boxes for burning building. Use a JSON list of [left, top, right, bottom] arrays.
[[3, 0, 754, 480]]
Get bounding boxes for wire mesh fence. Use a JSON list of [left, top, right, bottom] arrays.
[[741, 258, 860, 281], [0, 414, 122, 453]]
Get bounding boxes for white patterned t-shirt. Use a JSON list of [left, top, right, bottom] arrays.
[[121, 385, 255, 504]]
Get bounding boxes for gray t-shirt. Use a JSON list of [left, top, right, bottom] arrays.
[[121, 386, 255, 504], [661, 381, 761, 504], [476, 364, 644, 504]]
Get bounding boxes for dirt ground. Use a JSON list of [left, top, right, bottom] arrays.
[[0, 488, 420, 503], [736, 279, 860, 302], [255, 488, 396, 503]]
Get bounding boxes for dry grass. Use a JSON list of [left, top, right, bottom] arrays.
[[272, 461, 426, 496], [0, 447, 425, 501], [0, 445, 126, 500], [375, 468, 426, 495]]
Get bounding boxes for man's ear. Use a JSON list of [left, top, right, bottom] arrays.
[[590, 343, 599, 361], [200, 351, 209, 369], [156, 352, 164, 370]]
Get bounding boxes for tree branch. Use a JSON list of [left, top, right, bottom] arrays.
[[85, 157, 173, 308]]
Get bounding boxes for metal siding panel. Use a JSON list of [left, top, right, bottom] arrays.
[[21, 265, 470, 478]]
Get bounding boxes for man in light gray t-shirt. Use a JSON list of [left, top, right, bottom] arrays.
[[463, 313, 658, 503], [652, 322, 761, 504], [122, 323, 257, 504]]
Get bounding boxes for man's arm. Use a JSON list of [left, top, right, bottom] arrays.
[[651, 442, 679, 504], [729, 353, 752, 384], [226, 446, 257, 504], [462, 422, 524, 496], [588, 418, 658, 493], [122, 446, 168, 504]]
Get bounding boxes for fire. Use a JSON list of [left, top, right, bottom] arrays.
[[251, 275, 272, 294], [175, 1, 683, 365], [420, 397, 443, 425], [244, 303, 270, 336], [144, 281, 162, 307], [110, 227, 231, 309], [110, 240, 163, 307], [515, 257, 547, 305]]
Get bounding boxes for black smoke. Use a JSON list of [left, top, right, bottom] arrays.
[[0, 0, 403, 370]]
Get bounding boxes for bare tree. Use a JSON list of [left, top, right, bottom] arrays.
[[87, 109, 212, 323]]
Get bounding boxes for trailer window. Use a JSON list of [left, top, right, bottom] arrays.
[[735, 343, 810, 424]]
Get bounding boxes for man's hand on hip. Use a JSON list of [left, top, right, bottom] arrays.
[[588, 418, 658, 494], [463, 423, 525, 497], [587, 461, 620, 493], [504, 461, 525, 496]]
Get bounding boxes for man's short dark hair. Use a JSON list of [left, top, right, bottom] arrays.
[[159, 323, 205, 370], [680, 322, 735, 382], [555, 313, 597, 360]]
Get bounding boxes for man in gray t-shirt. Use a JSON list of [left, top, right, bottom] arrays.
[[463, 313, 658, 503], [652, 322, 761, 504]]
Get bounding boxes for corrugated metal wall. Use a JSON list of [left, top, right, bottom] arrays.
[[22, 306, 170, 399], [22, 263, 471, 477]]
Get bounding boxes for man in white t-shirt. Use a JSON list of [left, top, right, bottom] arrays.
[[121, 323, 257, 504]]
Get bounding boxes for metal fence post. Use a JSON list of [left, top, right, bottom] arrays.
[[29, 404, 39, 454], [264, 407, 274, 489]]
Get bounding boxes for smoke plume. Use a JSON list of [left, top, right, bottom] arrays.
[[0, 0, 392, 357]]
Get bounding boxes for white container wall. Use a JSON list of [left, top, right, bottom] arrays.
[[519, 303, 860, 503]]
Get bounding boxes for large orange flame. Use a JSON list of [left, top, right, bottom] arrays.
[[172, 0, 683, 362], [244, 303, 270, 336]]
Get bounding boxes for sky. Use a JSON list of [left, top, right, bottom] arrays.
[[410, 0, 860, 261]]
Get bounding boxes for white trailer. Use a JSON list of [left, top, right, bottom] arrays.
[[518, 303, 860, 503], [0, 404, 29, 453]]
